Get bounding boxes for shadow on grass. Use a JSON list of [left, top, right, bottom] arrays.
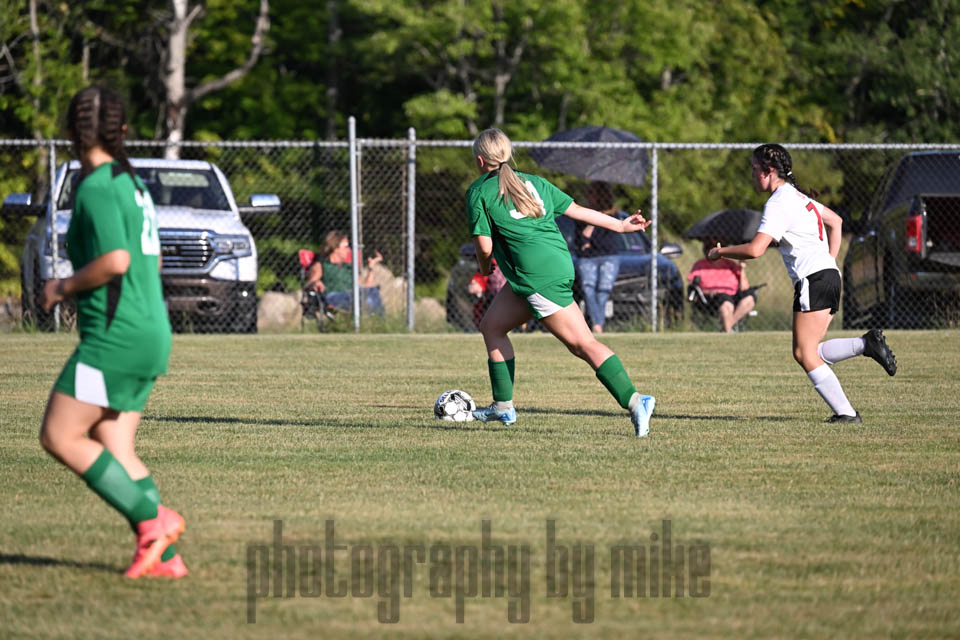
[[148, 411, 784, 434], [426, 422, 513, 432], [376, 404, 785, 423], [520, 406, 785, 422], [0, 553, 117, 574], [150, 415, 323, 427], [152, 414, 526, 434]]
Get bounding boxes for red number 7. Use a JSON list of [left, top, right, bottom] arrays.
[[806, 201, 823, 240]]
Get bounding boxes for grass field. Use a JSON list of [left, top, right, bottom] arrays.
[[2, 330, 959, 639]]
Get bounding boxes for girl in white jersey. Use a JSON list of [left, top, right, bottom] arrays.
[[709, 144, 897, 423]]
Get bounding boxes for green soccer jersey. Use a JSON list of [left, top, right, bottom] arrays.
[[321, 259, 354, 292], [66, 161, 172, 377], [465, 170, 575, 296]]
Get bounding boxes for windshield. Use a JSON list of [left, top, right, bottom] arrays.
[[57, 166, 231, 211], [883, 154, 960, 213]]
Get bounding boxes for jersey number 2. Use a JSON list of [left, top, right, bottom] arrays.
[[805, 201, 824, 241], [136, 190, 161, 255]]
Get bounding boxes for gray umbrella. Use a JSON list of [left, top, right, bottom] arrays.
[[685, 208, 764, 245], [529, 125, 649, 187]]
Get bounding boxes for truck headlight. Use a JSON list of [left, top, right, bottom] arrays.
[[211, 235, 252, 257]]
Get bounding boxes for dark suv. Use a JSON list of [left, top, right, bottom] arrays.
[[446, 217, 684, 331], [842, 151, 960, 329]]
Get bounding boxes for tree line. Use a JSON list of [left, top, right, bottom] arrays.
[[1, 0, 957, 299], [2, 0, 957, 145]]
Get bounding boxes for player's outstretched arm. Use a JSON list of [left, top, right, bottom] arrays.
[[709, 233, 774, 262], [563, 203, 651, 233]]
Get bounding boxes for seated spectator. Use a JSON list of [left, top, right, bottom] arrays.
[[305, 231, 385, 315], [688, 241, 756, 333], [467, 259, 506, 329], [575, 182, 623, 334]]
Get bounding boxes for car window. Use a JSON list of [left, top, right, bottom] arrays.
[[619, 229, 651, 254], [56, 167, 231, 211], [882, 154, 960, 213], [865, 164, 894, 220], [555, 214, 652, 254], [138, 168, 231, 210], [56, 171, 84, 210]]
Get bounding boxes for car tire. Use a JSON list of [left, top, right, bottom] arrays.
[[232, 298, 258, 334], [23, 261, 55, 330]]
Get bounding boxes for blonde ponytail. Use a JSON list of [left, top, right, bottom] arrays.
[[473, 128, 546, 219]]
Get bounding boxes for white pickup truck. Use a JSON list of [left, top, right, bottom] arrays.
[[4, 158, 279, 333]]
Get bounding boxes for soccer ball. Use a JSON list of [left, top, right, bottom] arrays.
[[434, 389, 476, 422]]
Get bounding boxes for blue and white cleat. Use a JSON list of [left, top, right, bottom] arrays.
[[630, 395, 656, 437], [472, 403, 517, 425]]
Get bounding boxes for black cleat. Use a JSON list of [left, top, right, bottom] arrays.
[[862, 329, 897, 376], [825, 412, 862, 423]]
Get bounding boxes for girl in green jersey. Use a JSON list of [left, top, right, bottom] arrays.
[[466, 128, 657, 436], [39, 87, 187, 578]]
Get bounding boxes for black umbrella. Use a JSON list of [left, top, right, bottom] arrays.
[[529, 125, 649, 187], [684, 208, 764, 245]]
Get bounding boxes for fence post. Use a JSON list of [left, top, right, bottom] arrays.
[[48, 141, 60, 332], [407, 128, 417, 330], [348, 116, 360, 332], [650, 145, 658, 332]]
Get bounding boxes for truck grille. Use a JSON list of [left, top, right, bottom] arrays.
[[159, 231, 215, 271]]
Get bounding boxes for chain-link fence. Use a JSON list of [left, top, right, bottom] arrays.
[[2, 135, 959, 334]]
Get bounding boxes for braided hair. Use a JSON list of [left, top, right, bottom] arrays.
[[752, 143, 819, 198], [66, 86, 140, 192]]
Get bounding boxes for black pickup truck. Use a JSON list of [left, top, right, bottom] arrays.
[[842, 151, 960, 329]]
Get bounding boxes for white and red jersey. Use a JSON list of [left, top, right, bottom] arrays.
[[756, 183, 839, 283]]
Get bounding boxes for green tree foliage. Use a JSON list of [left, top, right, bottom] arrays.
[[2, 0, 957, 293]]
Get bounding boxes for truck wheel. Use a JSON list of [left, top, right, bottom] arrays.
[[232, 299, 258, 334], [23, 265, 54, 331]]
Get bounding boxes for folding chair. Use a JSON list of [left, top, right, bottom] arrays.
[[688, 276, 765, 332], [298, 249, 335, 331]]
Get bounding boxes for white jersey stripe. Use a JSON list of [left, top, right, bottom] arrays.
[[75, 362, 110, 408], [526, 292, 563, 318]]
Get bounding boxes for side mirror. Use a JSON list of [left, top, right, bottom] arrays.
[[659, 242, 683, 259], [238, 193, 281, 216], [2, 193, 45, 217]]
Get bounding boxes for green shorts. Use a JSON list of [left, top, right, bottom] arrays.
[[54, 350, 157, 412], [519, 279, 576, 320]]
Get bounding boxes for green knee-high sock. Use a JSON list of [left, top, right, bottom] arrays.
[[506, 358, 515, 386], [135, 476, 177, 562], [81, 449, 158, 525], [595, 354, 638, 409], [489, 358, 515, 402]]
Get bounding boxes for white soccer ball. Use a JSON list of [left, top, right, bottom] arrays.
[[434, 389, 476, 422]]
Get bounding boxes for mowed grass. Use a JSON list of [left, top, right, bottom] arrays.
[[1, 330, 958, 639]]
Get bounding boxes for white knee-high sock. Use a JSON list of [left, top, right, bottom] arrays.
[[817, 337, 865, 365], [807, 364, 856, 416]]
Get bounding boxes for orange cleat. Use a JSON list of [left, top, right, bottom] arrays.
[[148, 553, 189, 578], [124, 505, 186, 579]]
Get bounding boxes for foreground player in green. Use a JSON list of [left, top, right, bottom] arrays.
[[39, 86, 187, 578], [466, 128, 656, 436]]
